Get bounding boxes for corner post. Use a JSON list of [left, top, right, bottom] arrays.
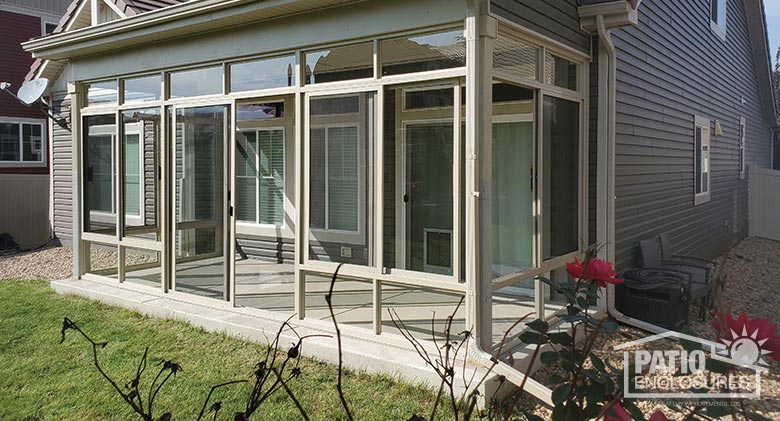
[[69, 82, 86, 278], [465, 1, 496, 352]]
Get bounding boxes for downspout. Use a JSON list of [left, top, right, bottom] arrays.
[[595, 14, 665, 334], [463, 0, 554, 406]]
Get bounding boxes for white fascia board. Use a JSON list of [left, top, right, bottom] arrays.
[[22, 0, 362, 60], [578, 1, 638, 32]]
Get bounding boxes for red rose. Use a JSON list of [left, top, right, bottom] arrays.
[[604, 402, 631, 421], [565, 258, 624, 288], [648, 411, 670, 421], [712, 312, 780, 361]]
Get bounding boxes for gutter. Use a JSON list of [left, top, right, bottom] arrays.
[[581, 2, 666, 335]]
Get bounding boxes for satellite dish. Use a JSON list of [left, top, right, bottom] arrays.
[[17, 78, 49, 105]]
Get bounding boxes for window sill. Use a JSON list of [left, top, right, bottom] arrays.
[[0, 161, 46, 168], [694, 193, 711, 206], [709, 21, 726, 41]]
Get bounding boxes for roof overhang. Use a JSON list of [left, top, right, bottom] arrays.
[[23, 0, 365, 61], [744, 0, 780, 128]]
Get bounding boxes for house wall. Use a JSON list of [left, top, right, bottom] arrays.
[[490, 0, 591, 55], [612, 0, 774, 271], [0, 174, 49, 249], [50, 90, 73, 245]]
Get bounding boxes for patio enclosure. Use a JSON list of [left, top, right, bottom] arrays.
[[75, 11, 590, 352]]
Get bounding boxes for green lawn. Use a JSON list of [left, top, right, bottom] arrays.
[[0, 279, 451, 420]]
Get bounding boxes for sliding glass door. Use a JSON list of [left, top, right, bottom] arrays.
[[171, 105, 230, 299]]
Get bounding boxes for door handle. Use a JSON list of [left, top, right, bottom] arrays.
[[403, 194, 409, 203], [529, 164, 534, 192]]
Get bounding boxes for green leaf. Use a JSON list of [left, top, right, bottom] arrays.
[[748, 413, 775, 421], [519, 331, 545, 345], [584, 382, 606, 407], [528, 319, 549, 333], [540, 351, 559, 364], [705, 357, 731, 374], [576, 296, 588, 309], [546, 374, 566, 386], [590, 353, 606, 372], [622, 399, 645, 421], [549, 332, 573, 345], [600, 320, 619, 333], [704, 403, 732, 417], [679, 326, 702, 352], [551, 384, 572, 405]]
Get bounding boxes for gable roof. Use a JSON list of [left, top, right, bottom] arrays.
[[24, 0, 188, 84]]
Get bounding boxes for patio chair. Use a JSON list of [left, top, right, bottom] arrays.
[[659, 233, 715, 275], [639, 237, 712, 321]]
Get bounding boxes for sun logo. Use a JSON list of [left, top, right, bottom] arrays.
[[712, 311, 780, 366], [719, 326, 775, 367]]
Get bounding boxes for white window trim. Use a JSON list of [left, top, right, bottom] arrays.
[[739, 116, 746, 180], [694, 116, 711, 205], [0, 117, 47, 168], [235, 126, 286, 228], [86, 123, 144, 226], [710, 0, 727, 40], [310, 123, 362, 236]]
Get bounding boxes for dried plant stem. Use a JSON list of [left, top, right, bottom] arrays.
[[272, 368, 310, 421], [325, 263, 354, 421]]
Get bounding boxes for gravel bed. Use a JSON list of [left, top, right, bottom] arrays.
[[0, 244, 73, 281]]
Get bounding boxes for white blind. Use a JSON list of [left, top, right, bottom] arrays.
[[327, 126, 358, 232]]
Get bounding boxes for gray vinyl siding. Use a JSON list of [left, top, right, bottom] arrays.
[[490, 0, 590, 54], [612, 0, 774, 271], [237, 234, 294, 263], [51, 91, 73, 245]]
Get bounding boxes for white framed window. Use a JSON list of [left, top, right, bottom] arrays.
[[310, 125, 360, 233], [739, 117, 746, 179], [710, 0, 727, 40], [236, 127, 285, 227], [0, 119, 46, 167], [694, 116, 711, 205], [87, 123, 144, 225]]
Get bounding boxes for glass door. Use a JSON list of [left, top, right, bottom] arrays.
[[171, 105, 230, 299]]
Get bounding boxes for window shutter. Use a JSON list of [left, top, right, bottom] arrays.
[[258, 129, 284, 226], [327, 126, 359, 232], [124, 134, 141, 216], [236, 131, 258, 223]]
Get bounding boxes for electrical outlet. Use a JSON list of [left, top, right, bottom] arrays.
[[340, 247, 352, 258]]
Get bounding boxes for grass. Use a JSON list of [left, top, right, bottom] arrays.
[[0, 279, 453, 420]]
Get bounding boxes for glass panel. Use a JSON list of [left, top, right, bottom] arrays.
[[87, 242, 118, 279], [381, 30, 466, 76], [305, 42, 373, 84], [84, 114, 117, 235], [404, 88, 454, 110], [544, 53, 578, 91], [122, 108, 160, 240], [22, 124, 43, 162], [85, 80, 118, 106], [124, 75, 161, 103], [174, 105, 228, 299], [308, 92, 375, 266], [0, 123, 20, 161], [493, 29, 539, 80], [236, 99, 291, 227], [236, 130, 258, 223], [492, 83, 535, 277], [230, 55, 296, 92], [695, 127, 702, 194], [169, 66, 223, 99], [124, 247, 161, 289], [383, 86, 455, 275], [542, 96, 580, 260]]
